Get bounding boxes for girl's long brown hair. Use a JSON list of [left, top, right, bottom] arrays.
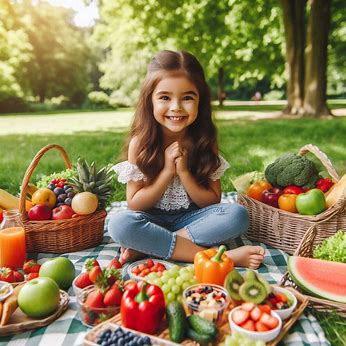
[[127, 50, 220, 187]]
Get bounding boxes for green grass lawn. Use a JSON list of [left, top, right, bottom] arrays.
[[0, 109, 345, 345]]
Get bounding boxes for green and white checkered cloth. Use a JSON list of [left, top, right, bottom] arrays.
[[0, 193, 330, 346]]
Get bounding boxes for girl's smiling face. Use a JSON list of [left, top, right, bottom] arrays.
[[152, 75, 199, 135]]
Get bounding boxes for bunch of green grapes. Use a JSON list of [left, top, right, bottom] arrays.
[[220, 333, 265, 346], [145, 265, 197, 303]]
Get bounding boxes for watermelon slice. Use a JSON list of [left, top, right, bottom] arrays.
[[288, 256, 346, 303]]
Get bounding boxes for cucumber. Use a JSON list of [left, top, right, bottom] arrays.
[[187, 315, 218, 338], [166, 301, 187, 343], [187, 328, 214, 346]]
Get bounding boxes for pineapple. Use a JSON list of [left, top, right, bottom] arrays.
[[69, 158, 114, 209]]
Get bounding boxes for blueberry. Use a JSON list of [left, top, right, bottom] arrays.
[[142, 336, 151, 345], [117, 337, 125, 345], [63, 184, 71, 191], [56, 202, 64, 207]]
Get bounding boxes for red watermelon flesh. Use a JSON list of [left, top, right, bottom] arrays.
[[288, 256, 346, 303]]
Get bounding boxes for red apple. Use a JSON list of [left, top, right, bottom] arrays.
[[52, 205, 75, 220], [28, 204, 52, 220], [262, 188, 283, 208]]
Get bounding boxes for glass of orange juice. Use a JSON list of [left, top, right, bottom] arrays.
[[0, 210, 26, 269]]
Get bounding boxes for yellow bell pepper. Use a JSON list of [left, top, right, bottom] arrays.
[[194, 245, 233, 285]]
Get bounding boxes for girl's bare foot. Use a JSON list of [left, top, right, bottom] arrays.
[[226, 245, 265, 269], [120, 247, 146, 263]]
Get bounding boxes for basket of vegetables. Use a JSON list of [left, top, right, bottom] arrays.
[[236, 144, 346, 255], [280, 227, 346, 317], [18, 144, 113, 253]]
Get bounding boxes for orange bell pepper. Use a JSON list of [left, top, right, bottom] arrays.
[[194, 245, 233, 285]]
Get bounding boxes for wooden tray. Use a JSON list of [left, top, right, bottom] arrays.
[[83, 287, 309, 346], [0, 289, 69, 336]]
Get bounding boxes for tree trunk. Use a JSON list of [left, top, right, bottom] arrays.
[[218, 67, 225, 107], [302, 0, 332, 117], [281, 0, 306, 115]]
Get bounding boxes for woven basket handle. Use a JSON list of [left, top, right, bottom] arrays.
[[19, 144, 71, 214], [298, 144, 339, 182]]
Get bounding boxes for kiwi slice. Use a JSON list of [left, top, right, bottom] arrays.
[[224, 269, 244, 301], [244, 270, 257, 282], [239, 280, 267, 304], [254, 272, 272, 295]]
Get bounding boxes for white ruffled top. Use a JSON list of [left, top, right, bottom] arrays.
[[112, 155, 230, 211]]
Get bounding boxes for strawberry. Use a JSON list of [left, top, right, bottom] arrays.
[[275, 292, 288, 303], [232, 309, 250, 325], [105, 267, 121, 286], [255, 321, 269, 332], [89, 266, 103, 284], [0, 267, 15, 283], [240, 319, 256, 331], [23, 259, 41, 274], [13, 270, 25, 282], [250, 306, 263, 321], [156, 263, 166, 272], [75, 272, 93, 289], [84, 258, 100, 272], [27, 272, 39, 281], [241, 302, 255, 311], [260, 312, 279, 330], [103, 285, 123, 306], [85, 289, 105, 309], [258, 304, 272, 314], [107, 258, 122, 270]]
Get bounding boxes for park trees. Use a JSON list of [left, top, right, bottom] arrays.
[[281, 0, 332, 117]]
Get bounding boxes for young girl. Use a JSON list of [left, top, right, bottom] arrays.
[[109, 50, 264, 269]]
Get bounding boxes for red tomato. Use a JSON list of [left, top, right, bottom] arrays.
[[247, 181, 272, 201], [146, 259, 154, 269]]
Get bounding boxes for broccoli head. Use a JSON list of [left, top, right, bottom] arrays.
[[265, 153, 320, 189]]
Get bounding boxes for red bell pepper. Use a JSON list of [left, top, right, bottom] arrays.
[[316, 178, 334, 193], [120, 281, 165, 334]]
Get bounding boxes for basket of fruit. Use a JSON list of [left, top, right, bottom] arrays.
[[281, 226, 346, 317], [236, 144, 346, 254], [18, 144, 113, 253]]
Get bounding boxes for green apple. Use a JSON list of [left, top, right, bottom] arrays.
[[18, 277, 60, 318], [39, 257, 75, 290], [295, 188, 326, 215]]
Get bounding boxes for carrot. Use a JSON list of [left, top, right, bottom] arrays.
[[0, 284, 23, 326]]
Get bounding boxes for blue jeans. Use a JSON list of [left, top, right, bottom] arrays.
[[108, 203, 249, 260]]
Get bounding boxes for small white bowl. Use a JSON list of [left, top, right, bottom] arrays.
[[0, 281, 13, 302], [229, 306, 282, 343], [127, 259, 173, 281], [271, 286, 297, 320]]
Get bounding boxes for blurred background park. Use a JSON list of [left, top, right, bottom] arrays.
[[0, 1, 346, 344]]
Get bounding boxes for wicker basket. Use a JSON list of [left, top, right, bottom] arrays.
[[19, 144, 106, 253], [238, 144, 346, 255], [280, 226, 346, 317]]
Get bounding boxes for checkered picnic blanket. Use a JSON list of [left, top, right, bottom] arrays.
[[0, 193, 330, 346]]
